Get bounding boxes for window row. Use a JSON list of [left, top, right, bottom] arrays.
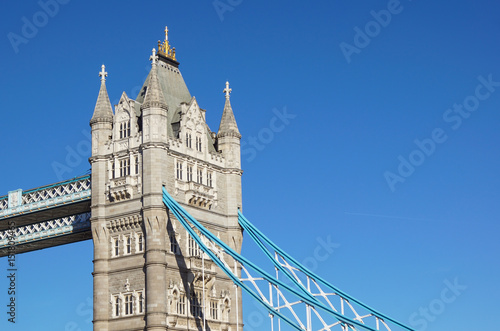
[[111, 231, 200, 258], [176, 162, 213, 187], [112, 291, 144, 317], [168, 231, 203, 259], [111, 233, 144, 257], [110, 156, 140, 179], [175, 292, 220, 320]]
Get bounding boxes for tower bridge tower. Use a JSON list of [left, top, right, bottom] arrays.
[[89, 28, 243, 331]]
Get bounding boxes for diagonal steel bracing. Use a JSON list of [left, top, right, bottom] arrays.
[[162, 188, 415, 331], [0, 175, 92, 256]]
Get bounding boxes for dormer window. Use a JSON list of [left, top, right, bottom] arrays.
[[119, 121, 131, 139], [185, 132, 192, 148]]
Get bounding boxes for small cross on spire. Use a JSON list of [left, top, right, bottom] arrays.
[[223, 81, 232, 99], [150, 48, 158, 65], [165, 26, 169, 41], [99, 64, 107, 83]]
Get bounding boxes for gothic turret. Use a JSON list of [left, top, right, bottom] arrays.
[[217, 81, 241, 169], [217, 81, 241, 139], [90, 64, 114, 158], [141, 48, 168, 143], [141, 49, 168, 111], [88, 65, 113, 330], [90, 65, 113, 126]]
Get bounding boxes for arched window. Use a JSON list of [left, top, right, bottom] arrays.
[[138, 292, 144, 314], [112, 237, 119, 257], [114, 296, 120, 317], [124, 235, 131, 255], [137, 233, 144, 253]]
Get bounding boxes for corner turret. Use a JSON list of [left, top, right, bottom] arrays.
[[90, 65, 113, 126], [217, 81, 241, 169], [141, 48, 168, 143], [90, 64, 113, 157]]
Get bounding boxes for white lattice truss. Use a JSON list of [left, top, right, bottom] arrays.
[[271, 253, 392, 331], [0, 176, 91, 218], [0, 212, 91, 248], [0, 198, 7, 211], [187, 229, 391, 331]]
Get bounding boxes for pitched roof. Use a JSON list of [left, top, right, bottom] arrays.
[[137, 59, 191, 116]]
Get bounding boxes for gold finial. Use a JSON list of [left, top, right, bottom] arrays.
[[158, 26, 176, 61]]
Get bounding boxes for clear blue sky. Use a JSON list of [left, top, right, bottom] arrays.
[[1, 0, 499, 330]]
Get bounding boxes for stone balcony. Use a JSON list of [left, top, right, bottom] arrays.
[[107, 176, 140, 202], [175, 180, 217, 210]]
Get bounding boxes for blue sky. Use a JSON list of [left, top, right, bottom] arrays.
[[1, 0, 499, 330]]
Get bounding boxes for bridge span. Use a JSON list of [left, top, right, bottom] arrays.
[[0, 175, 91, 256]]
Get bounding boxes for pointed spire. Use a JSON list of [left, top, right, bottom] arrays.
[[90, 64, 113, 125], [217, 81, 241, 139], [141, 48, 168, 111]]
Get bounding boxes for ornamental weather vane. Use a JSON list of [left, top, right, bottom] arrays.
[[157, 26, 176, 61]]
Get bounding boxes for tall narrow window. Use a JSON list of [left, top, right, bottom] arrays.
[[119, 159, 130, 177], [125, 236, 131, 254], [177, 294, 186, 315], [135, 156, 139, 175], [190, 291, 202, 317], [114, 296, 120, 317], [207, 172, 213, 188], [138, 292, 144, 314], [176, 162, 183, 180], [137, 233, 144, 252], [124, 294, 133, 315], [188, 236, 201, 258], [210, 300, 218, 320], [187, 165, 193, 182], [197, 169, 203, 184], [185, 132, 192, 148], [195, 136, 202, 152], [111, 162, 115, 179], [113, 237, 119, 257], [169, 232, 179, 255]]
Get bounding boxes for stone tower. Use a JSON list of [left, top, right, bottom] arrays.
[[89, 28, 243, 331]]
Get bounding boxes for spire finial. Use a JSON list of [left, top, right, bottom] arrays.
[[165, 26, 169, 42], [150, 48, 158, 65], [223, 81, 232, 100], [99, 64, 107, 83]]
